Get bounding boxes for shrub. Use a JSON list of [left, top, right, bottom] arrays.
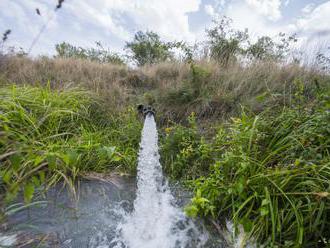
[[207, 17, 248, 66], [185, 93, 330, 246], [161, 113, 215, 179]]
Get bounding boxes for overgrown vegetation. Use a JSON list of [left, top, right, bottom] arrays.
[[0, 85, 141, 206], [161, 82, 330, 246], [1, 11, 330, 247], [206, 17, 297, 65]]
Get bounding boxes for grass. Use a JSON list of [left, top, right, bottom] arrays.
[[1, 56, 328, 124], [0, 54, 330, 246], [162, 87, 330, 246], [0, 85, 141, 206]]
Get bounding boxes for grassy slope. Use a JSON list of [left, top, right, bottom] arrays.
[[1, 56, 328, 124], [0, 56, 329, 246]]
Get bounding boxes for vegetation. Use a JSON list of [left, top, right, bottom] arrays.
[[2, 56, 325, 124], [1, 13, 330, 247], [55, 41, 125, 65], [0, 85, 141, 205], [206, 17, 297, 65], [162, 83, 330, 246], [125, 31, 181, 66]]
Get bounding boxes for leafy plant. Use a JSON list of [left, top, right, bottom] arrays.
[[161, 113, 214, 179], [246, 33, 297, 61], [207, 17, 248, 65]]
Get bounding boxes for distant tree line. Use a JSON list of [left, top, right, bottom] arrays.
[[2, 16, 329, 71], [54, 17, 300, 67], [55, 41, 124, 65]]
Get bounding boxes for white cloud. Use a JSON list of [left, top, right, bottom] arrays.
[[2, 0, 329, 58], [225, 1, 283, 40], [245, 0, 282, 21], [65, 0, 201, 42], [215, 0, 227, 8], [294, 1, 330, 37], [301, 3, 316, 14], [1, 0, 201, 55], [204, 4, 215, 16]]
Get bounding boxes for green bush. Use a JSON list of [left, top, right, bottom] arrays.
[[161, 113, 215, 179], [0, 85, 141, 203], [184, 95, 330, 246]]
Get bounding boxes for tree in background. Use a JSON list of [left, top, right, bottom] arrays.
[[206, 17, 297, 65], [55, 41, 125, 65], [246, 33, 297, 61], [207, 17, 249, 66], [125, 31, 181, 66], [246, 36, 276, 60], [0, 29, 11, 55]]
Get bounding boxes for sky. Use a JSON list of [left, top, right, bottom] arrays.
[[0, 0, 329, 56]]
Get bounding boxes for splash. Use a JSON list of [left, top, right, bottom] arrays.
[[114, 114, 208, 248]]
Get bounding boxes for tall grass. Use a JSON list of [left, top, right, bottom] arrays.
[[163, 87, 330, 246], [1, 56, 329, 125], [0, 85, 141, 204]]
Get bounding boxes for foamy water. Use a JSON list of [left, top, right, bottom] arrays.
[[113, 114, 208, 248]]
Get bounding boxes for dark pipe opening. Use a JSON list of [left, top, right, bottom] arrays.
[[137, 104, 155, 118]]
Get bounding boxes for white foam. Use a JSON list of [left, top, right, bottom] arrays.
[[114, 114, 208, 248], [0, 233, 17, 247]]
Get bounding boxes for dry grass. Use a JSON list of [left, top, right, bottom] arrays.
[[0, 55, 328, 123], [0, 56, 133, 111]]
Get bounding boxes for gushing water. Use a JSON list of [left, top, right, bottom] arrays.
[[114, 114, 208, 248]]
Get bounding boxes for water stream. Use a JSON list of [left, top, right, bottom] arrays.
[[113, 114, 208, 248]]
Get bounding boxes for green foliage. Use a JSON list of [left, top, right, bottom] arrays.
[[161, 113, 215, 179], [0, 85, 141, 203], [207, 17, 297, 64], [207, 17, 249, 65], [246, 33, 297, 61], [182, 96, 330, 246], [316, 47, 330, 72], [125, 31, 181, 66], [163, 64, 212, 106], [161, 86, 330, 246], [55, 41, 125, 65], [246, 36, 276, 60]]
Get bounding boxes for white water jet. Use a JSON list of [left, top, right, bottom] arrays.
[[114, 114, 208, 248]]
